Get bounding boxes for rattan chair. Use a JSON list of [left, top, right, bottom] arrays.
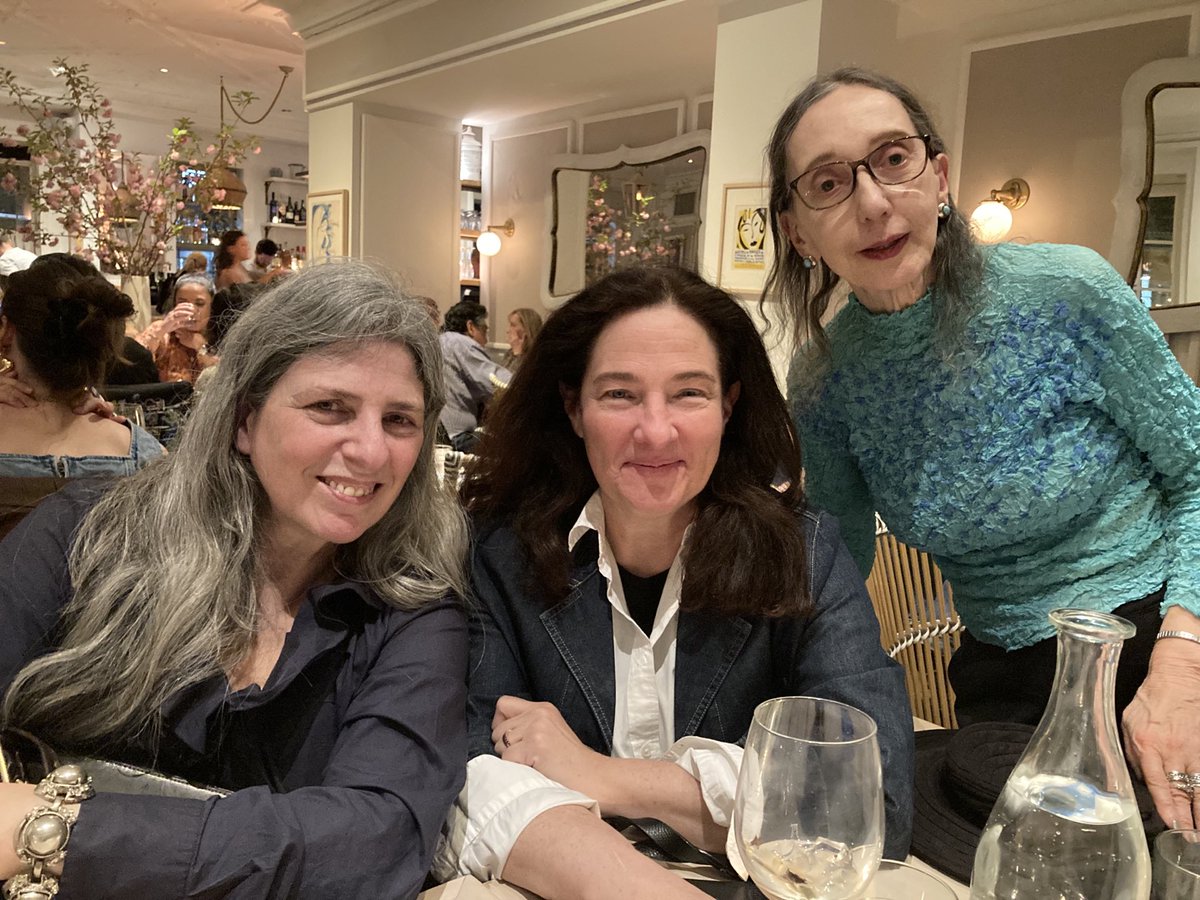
[[866, 519, 963, 729]]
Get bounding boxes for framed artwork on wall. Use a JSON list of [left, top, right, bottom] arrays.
[[307, 190, 348, 263], [716, 182, 773, 295]]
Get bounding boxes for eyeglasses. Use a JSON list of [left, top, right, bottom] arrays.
[[789, 134, 932, 210]]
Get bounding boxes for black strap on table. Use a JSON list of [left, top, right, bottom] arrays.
[[605, 816, 742, 881]]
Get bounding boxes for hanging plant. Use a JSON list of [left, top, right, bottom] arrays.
[[0, 58, 260, 275]]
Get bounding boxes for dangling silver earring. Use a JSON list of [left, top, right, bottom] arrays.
[[937, 201, 952, 219], [801, 255, 817, 270]]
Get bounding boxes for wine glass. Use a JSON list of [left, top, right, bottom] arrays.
[[733, 696, 884, 899]]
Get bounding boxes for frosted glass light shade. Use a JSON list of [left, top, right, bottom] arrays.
[[970, 200, 1012, 243], [477, 230, 502, 256]]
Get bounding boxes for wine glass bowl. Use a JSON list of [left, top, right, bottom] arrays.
[[733, 696, 885, 900]]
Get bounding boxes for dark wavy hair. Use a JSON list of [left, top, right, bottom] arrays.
[[444, 300, 486, 335], [463, 266, 809, 618], [761, 67, 985, 385], [215, 229, 246, 271], [2, 258, 132, 400]]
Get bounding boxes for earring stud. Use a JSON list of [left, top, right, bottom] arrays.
[[937, 201, 952, 219], [801, 255, 817, 270]]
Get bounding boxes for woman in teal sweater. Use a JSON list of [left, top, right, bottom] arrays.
[[762, 66, 1200, 830]]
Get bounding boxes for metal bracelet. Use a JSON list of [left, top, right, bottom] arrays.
[[1156, 629, 1200, 647], [4, 766, 93, 900]]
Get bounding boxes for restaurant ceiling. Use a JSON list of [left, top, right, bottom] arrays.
[[0, 0, 307, 144]]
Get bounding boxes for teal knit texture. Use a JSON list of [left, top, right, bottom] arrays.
[[791, 242, 1200, 650]]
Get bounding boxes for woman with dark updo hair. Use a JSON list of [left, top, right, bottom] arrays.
[[0, 259, 165, 488]]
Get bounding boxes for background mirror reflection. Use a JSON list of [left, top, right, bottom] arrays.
[[1141, 85, 1200, 307], [550, 147, 706, 298]]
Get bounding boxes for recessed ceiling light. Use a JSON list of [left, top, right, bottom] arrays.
[[159, 67, 169, 74], [687, 158, 693, 164], [0, 42, 8, 47]]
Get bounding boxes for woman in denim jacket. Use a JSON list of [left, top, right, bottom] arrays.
[[439, 266, 912, 900]]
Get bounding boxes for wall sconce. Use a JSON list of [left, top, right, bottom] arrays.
[[969, 178, 1029, 243], [476, 218, 515, 257]]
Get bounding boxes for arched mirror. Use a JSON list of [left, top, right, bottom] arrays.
[[1130, 82, 1200, 306], [545, 132, 708, 307], [1114, 57, 1200, 381], [1116, 57, 1200, 307]]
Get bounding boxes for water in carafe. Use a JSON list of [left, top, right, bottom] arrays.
[[969, 608, 1150, 900]]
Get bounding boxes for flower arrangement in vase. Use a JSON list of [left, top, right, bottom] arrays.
[[0, 58, 259, 278]]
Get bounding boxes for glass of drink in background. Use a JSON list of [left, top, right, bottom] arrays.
[[1155, 829, 1200, 899], [733, 696, 884, 900]]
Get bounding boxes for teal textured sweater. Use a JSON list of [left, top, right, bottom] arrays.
[[791, 242, 1200, 650]]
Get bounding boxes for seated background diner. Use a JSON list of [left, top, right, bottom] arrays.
[[438, 265, 912, 900], [0, 256, 164, 538], [438, 299, 512, 452], [500, 306, 543, 372], [135, 273, 218, 383], [763, 67, 1200, 830], [0, 260, 469, 898]]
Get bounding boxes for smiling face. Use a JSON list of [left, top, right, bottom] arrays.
[[236, 340, 427, 560], [778, 84, 949, 312], [174, 281, 212, 333], [507, 312, 527, 356], [566, 304, 738, 532]]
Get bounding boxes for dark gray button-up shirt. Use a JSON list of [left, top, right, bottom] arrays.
[[0, 484, 468, 899]]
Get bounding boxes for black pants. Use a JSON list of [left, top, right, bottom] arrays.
[[948, 587, 1165, 728]]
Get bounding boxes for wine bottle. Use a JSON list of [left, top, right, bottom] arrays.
[[269, 192, 279, 223], [297, 200, 306, 226], [284, 197, 295, 224]]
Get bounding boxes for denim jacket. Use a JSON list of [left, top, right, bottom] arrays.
[[468, 507, 915, 859]]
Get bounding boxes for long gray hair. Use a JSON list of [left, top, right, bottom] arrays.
[[4, 260, 468, 750], [760, 67, 985, 389]]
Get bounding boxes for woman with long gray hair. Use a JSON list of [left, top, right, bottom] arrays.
[[764, 66, 1200, 834], [0, 260, 469, 898]]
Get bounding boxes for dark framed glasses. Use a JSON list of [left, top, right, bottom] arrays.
[[789, 134, 933, 210]]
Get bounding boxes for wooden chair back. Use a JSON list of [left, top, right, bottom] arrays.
[[866, 525, 963, 729]]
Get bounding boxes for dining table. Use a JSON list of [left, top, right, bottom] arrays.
[[418, 719, 970, 899]]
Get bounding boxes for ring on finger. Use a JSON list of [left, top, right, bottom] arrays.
[[1168, 770, 1194, 792], [502, 731, 512, 749]]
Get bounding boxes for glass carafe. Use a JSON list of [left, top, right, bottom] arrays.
[[970, 608, 1150, 899]]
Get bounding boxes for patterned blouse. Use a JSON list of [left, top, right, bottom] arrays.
[[135, 320, 217, 383], [791, 241, 1200, 650]]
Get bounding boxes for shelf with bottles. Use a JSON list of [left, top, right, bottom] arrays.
[[264, 222, 306, 232], [264, 176, 308, 192], [265, 184, 307, 229]]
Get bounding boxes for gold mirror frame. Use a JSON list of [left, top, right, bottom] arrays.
[[543, 131, 709, 308], [1113, 56, 1200, 307], [1127, 80, 1200, 289]]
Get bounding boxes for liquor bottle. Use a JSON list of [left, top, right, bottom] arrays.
[[284, 197, 295, 224], [269, 192, 279, 224], [297, 199, 306, 226]]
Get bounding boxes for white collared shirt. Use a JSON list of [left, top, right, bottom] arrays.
[[438, 493, 743, 881]]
